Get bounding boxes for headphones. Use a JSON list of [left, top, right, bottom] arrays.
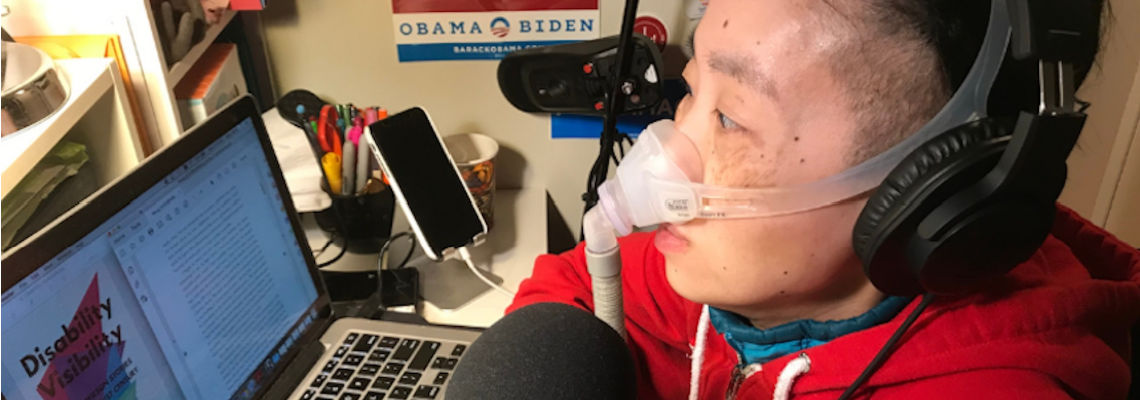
[[853, 0, 1091, 296]]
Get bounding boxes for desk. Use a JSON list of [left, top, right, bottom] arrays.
[[303, 187, 546, 328]]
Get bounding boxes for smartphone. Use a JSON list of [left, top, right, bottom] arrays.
[[365, 107, 487, 261]]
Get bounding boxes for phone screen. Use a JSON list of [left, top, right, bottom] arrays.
[[367, 107, 486, 259]]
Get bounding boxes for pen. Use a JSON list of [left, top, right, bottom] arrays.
[[342, 105, 353, 136], [321, 152, 343, 194], [335, 105, 346, 133], [342, 141, 356, 195]]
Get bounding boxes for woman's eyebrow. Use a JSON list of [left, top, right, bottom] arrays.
[[708, 51, 779, 101]]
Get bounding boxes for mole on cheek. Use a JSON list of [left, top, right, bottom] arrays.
[[800, 158, 806, 164], [721, 266, 727, 271], [783, 270, 788, 275], [794, 136, 800, 142], [723, 19, 729, 28]]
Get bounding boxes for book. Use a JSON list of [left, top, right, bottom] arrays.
[[173, 42, 248, 129]]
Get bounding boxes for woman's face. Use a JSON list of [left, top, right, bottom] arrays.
[[661, 0, 876, 316]]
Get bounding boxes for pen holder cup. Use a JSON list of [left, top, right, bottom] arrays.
[[315, 188, 396, 253], [444, 133, 499, 230]]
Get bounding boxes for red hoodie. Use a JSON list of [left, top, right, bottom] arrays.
[[507, 206, 1140, 399]]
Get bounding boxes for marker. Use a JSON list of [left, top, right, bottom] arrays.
[[321, 153, 342, 194], [342, 141, 356, 195], [348, 117, 364, 145], [356, 126, 372, 193], [364, 108, 377, 126]]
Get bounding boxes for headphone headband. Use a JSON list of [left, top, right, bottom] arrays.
[[854, 0, 1091, 295]]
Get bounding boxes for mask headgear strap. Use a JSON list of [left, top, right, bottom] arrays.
[[680, 3, 1013, 219]]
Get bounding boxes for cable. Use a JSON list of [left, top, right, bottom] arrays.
[[1075, 98, 1091, 112], [312, 236, 336, 258], [457, 247, 515, 296], [316, 234, 347, 268], [617, 133, 634, 160], [315, 199, 352, 268], [837, 293, 936, 400], [377, 231, 417, 271], [580, 0, 643, 231]]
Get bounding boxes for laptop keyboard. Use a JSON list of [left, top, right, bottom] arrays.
[[299, 330, 469, 400]]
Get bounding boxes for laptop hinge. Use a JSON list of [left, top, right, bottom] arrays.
[[260, 335, 326, 399], [258, 315, 335, 399]]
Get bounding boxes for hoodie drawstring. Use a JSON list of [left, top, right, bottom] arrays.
[[689, 305, 711, 400], [690, 306, 812, 399], [774, 353, 811, 400]]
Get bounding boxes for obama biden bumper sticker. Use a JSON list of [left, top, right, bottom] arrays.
[[391, 0, 600, 62]]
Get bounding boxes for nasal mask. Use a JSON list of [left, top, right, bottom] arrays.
[[595, 20, 1004, 236]]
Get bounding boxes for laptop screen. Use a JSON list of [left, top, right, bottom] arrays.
[[1, 115, 321, 400]]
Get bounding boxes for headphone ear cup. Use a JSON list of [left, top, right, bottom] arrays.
[[853, 118, 1011, 295]]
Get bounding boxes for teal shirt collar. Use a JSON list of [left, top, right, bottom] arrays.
[[709, 296, 911, 365]]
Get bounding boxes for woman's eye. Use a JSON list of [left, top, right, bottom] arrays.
[[717, 112, 740, 130]]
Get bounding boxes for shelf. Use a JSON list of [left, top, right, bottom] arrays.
[[165, 10, 236, 88], [1, 58, 115, 198]]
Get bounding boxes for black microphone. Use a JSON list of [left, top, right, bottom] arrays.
[[448, 302, 637, 399]]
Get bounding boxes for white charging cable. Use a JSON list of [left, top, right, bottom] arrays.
[[457, 246, 516, 296]]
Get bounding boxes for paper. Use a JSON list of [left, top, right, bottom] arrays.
[[260, 109, 332, 213]]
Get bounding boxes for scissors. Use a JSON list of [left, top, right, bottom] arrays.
[[276, 89, 326, 129], [318, 105, 342, 156]]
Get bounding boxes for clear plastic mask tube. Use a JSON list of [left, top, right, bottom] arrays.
[[597, 3, 1011, 235]]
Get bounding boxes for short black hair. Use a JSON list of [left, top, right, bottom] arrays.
[[835, 0, 1108, 163]]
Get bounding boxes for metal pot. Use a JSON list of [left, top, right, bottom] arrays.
[[2, 41, 69, 137]]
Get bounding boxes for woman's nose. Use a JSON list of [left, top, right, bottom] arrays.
[[676, 95, 717, 154], [674, 95, 702, 142]]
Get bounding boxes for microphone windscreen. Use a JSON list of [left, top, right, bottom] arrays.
[[448, 302, 637, 400]]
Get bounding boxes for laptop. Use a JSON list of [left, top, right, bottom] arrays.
[[1, 96, 481, 400]]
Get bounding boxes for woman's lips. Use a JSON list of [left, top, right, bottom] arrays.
[[654, 223, 690, 254]]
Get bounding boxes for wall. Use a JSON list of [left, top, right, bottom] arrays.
[[1059, 0, 1140, 242], [1104, 107, 1139, 245], [261, 0, 691, 237], [261, 0, 1138, 242]]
